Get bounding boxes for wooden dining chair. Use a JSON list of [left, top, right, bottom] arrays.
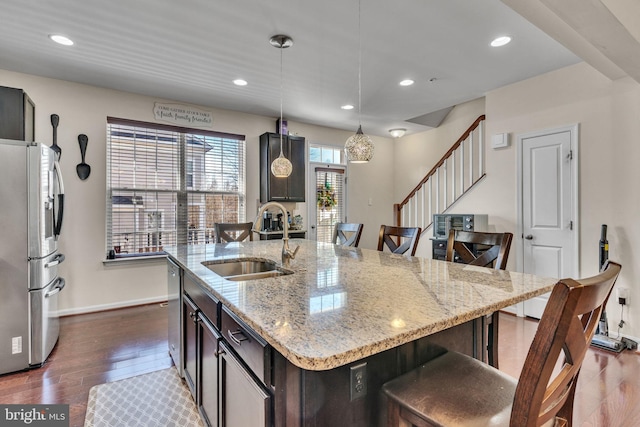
[[214, 222, 253, 243], [377, 225, 422, 256], [382, 260, 621, 427], [446, 229, 513, 368], [332, 222, 364, 247]]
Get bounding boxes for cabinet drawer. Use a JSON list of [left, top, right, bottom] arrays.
[[221, 306, 270, 383], [183, 272, 220, 329]]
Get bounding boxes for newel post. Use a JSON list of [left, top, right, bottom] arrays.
[[394, 203, 402, 227]]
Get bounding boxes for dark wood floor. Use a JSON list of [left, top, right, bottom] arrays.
[[498, 313, 640, 427], [0, 305, 638, 427], [0, 303, 172, 427]]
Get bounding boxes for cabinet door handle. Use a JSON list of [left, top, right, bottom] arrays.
[[228, 329, 248, 346], [189, 311, 199, 323], [525, 234, 534, 240]]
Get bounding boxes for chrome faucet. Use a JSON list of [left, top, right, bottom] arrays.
[[254, 202, 300, 267]]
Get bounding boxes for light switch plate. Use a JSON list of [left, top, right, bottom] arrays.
[[491, 133, 509, 149]]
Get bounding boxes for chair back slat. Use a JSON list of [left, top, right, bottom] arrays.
[[446, 230, 513, 270], [333, 223, 364, 247], [214, 222, 254, 243], [511, 261, 621, 426], [377, 225, 421, 256]]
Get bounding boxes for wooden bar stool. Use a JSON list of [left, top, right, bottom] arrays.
[[382, 261, 621, 427], [446, 229, 513, 368]]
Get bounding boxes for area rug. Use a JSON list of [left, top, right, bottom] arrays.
[[84, 367, 204, 427]]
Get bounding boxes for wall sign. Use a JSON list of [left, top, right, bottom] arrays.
[[153, 103, 213, 127]]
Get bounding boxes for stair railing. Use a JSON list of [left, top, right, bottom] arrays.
[[394, 115, 486, 233]]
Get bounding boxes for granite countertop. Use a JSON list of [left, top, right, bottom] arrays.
[[166, 240, 556, 371]]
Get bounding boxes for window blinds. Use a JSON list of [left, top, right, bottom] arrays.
[[106, 118, 245, 256], [315, 167, 345, 244]]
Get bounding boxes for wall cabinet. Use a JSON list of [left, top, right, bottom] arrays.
[[0, 86, 35, 141], [260, 132, 305, 202]]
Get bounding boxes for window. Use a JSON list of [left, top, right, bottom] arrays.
[[308, 143, 346, 244], [315, 168, 345, 243], [106, 117, 246, 257], [309, 144, 343, 164]]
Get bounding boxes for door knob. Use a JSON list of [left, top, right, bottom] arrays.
[[525, 235, 533, 240]]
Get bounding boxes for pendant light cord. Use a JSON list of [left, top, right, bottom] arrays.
[[357, 0, 362, 127], [279, 41, 285, 156]]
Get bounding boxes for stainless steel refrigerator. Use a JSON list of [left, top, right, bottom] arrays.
[[0, 139, 65, 375]]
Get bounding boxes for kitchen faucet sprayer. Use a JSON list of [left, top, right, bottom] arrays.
[[254, 202, 300, 267]]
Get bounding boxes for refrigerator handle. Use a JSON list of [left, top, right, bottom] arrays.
[[45, 277, 66, 298], [53, 160, 65, 238]]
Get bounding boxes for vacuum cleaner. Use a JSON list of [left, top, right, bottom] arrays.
[[590, 224, 625, 352]]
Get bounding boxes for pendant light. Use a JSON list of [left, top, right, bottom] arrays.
[[270, 35, 294, 178], [344, 0, 374, 163]]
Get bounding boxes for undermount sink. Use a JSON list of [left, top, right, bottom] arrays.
[[202, 258, 293, 281]]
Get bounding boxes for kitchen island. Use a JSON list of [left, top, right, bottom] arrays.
[[166, 240, 556, 426]]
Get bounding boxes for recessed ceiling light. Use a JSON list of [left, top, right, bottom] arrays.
[[341, 104, 354, 110], [399, 79, 415, 87], [490, 36, 511, 47], [233, 79, 248, 86], [49, 34, 74, 46]]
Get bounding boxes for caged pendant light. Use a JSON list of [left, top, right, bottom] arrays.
[[270, 35, 294, 178], [344, 0, 374, 163]]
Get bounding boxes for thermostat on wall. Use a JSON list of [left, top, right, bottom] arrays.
[[491, 133, 509, 149]]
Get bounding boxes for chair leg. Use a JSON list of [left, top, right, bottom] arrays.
[[487, 311, 499, 368]]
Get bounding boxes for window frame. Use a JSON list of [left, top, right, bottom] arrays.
[[106, 117, 246, 258]]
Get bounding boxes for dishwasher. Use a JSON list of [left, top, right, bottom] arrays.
[[167, 258, 183, 376]]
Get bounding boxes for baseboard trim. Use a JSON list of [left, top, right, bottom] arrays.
[[58, 295, 168, 317]]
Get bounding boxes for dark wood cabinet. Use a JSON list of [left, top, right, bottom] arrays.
[[260, 132, 305, 202], [199, 315, 221, 427], [219, 341, 272, 426], [0, 86, 35, 141], [179, 265, 271, 427], [183, 294, 199, 399], [183, 272, 223, 426], [257, 230, 306, 240]]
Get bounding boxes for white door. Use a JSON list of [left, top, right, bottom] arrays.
[[308, 166, 346, 242], [518, 125, 578, 319]]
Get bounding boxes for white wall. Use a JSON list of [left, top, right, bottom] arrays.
[[0, 69, 395, 314]]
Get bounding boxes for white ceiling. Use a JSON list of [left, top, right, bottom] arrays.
[[0, 0, 584, 137]]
